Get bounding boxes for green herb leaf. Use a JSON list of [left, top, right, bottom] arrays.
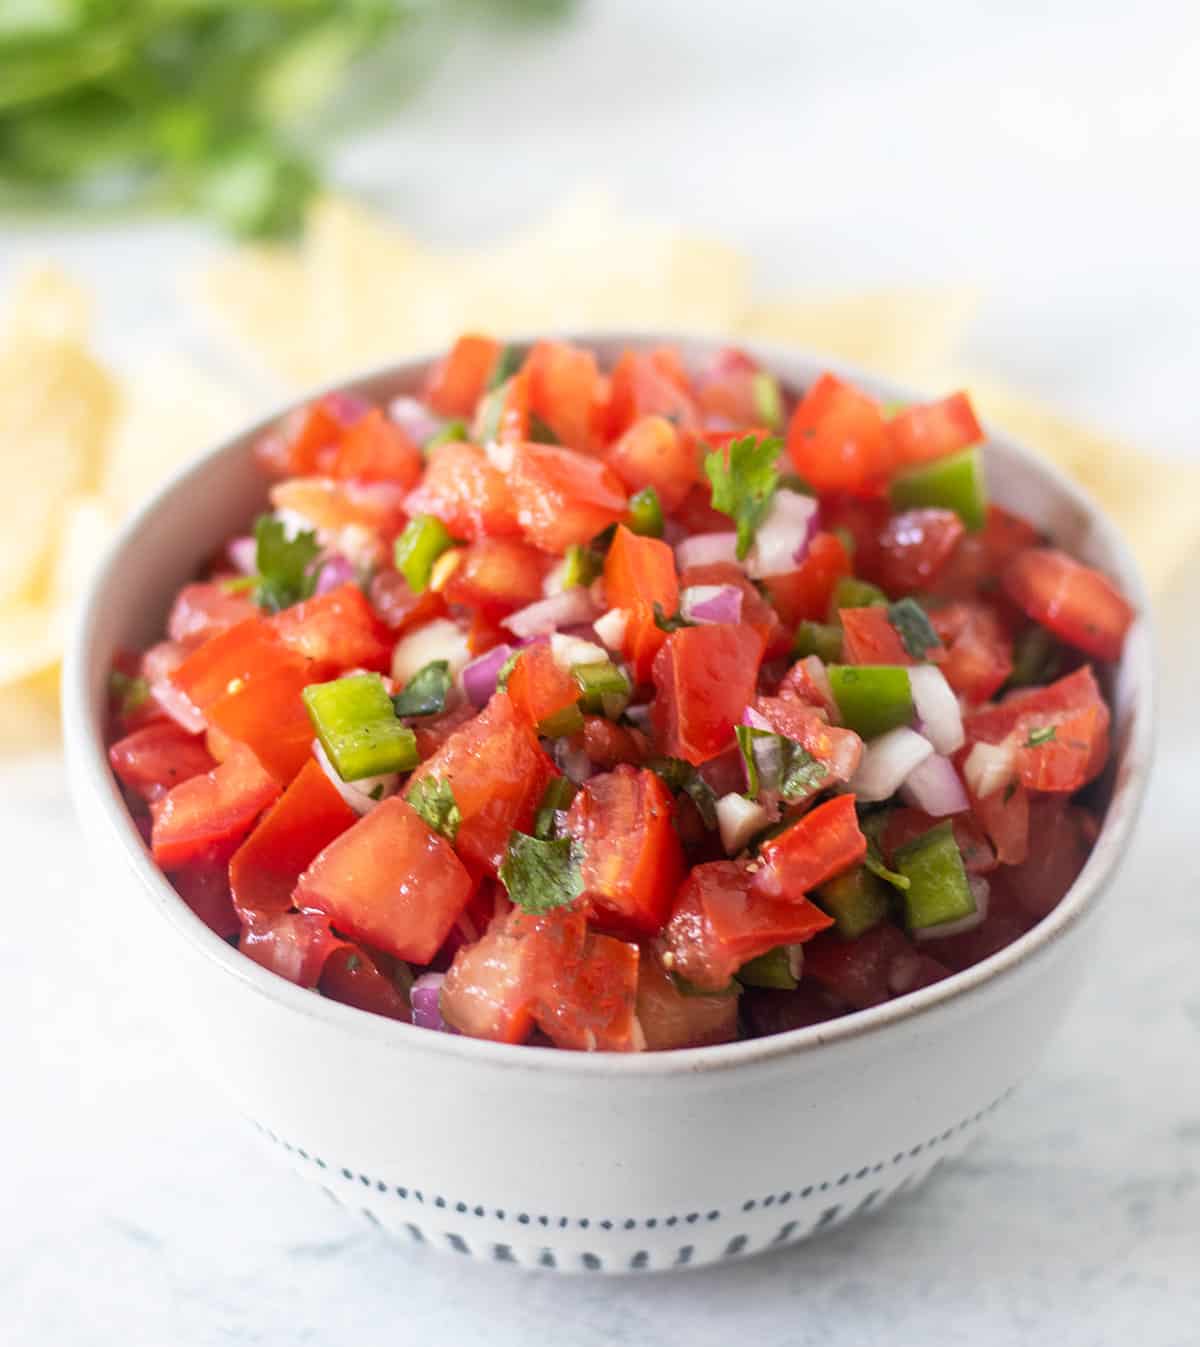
[[703, 432, 783, 560], [495, 648, 522, 692], [887, 597, 942, 660], [109, 670, 149, 717], [487, 343, 524, 391], [1026, 725, 1056, 748], [499, 831, 584, 914], [533, 777, 577, 840], [425, 419, 469, 454], [528, 412, 559, 444], [735, 725, 828, 802], [391, 660, 451, 718], [653, 602, 696, 633], [647, 756, 718, 829], [858, 809, 912, 891], [249, 513, 320, 613], [405, 775, 461, 842], [779, 745, 828, 801]]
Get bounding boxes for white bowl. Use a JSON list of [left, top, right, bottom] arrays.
[[63, 336, 1154, 1274]]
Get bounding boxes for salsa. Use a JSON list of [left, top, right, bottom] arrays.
[[106, 337, 1136, 1052]]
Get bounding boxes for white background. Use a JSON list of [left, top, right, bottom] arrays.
[[3, 3, 1199, 1344]]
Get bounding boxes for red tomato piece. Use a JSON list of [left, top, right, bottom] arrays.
[[423, 334, 501, 417], [269, 477, 409, 541], [229, 757, 358, 923], [926, 504, 1039, 601], [753, 794, 867, 902], [578, 716, 646, 769], [651, 623, 765, 766], [510, 442, 627, 554], [1016, 704, 1109, 793], [254, 395, 361, 479], [404, 440, 521, 540], [605, 348, 699, 442], [533, 932, 641, 1052], [965, 665, 1104, 744], [524, 340, 603, 451], [929, 601, 1013, 703], [818, 494, 891, 583], [678, 560, 788, 660], [368, 568, 448, 634], [672, 481, 732, 536], [406, 691, 557, 875], [838, 606, 913, 666], [776, 656, 840, 719], [166, 583, 258, 649], [970, 781, 1030, 865], [635, 949, 739, 1050], [694, 347, 762, 427], [751, 696, 864, 783], [876, 508, 966, 595], [271, 583, 390, 672], [318, 945, 411, 1021], [441, 538, 549, 616], [565, 765, 684, 936], [440, 916, 535, 1044], [110, 722, 216, 804], [505, 642, 581, 731], [329, 408, 422, 488], [1002, 798, 1096, 919], [604, 525, 679, 684], [168, 862, 239, 940], [141, 641, 205, 734], [606, 414, 698, 512], [803, 923, 947, 1010], [240, 912, 343, 988], [494, 365, 532, 446], [763, 532, 852, 627], [787, 373, 892, 496], [887, 392, 983, 467], [151, 742, 280, 869], [296, 797, 475, 963], [1002, 547, 1135, 662], [412, 702, 475, 759]]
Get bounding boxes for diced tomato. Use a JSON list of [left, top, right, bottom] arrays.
[[328, 408, 422, 488], [494, 365, 532, 445], [970, 781, 1030, 865], [423, 334, 501, 417], [403, 441, 521, 540], [110, 722, 216, 804], [441, 538, 549, 616], [678, 560, 788, 659], [1003, 547, 1135, 662], [604, 525, 678, 683], [930, 600, 1013, 703], [168, 862, 239, 940], [651, 623, 765, 765], [532, 932, 640, 1052], [763, 532, 852, 627], [566, 765, 684, 936], [254, 395, 362, 479], [740, 983, 846, 1036], [818, 494, 891, 582], [672, 481, 732, 536], [926, 505, 1039, 601], [318, 945, 411, 1021], [271, 583, 390, 672], [887, 392, 982, 467], [802, 922, 920, 1010], [1002, 798, 1096, 919], [838, 606, 913, 666], [966, 665, 1105, 744], [505, 641, 581, 731], [662, 861, 833, 991], [751, 697, 864, 783], [510, 442, 627, 554], [876, 508, 965, 595], [142, 640, 205, 734], [606, 414, 697, 512], [787, 373, 892, 496], [368, 568, 448, 634], [579, 716, 646, 769], [412, 702, 475, 759], [167, 583, 258, 649], [754, 795, 866, 901], [151, 742, 280, 869], [269, 478, 409, 542], [605, 348, 699, 442], [694, 347, 762, 427], [406, 691, 556, 875], [240, 912, 343, 988], [466, 608, 509, 657], [635, 949, 739, 1050], [524, 340, 603, 451], [229, 757, 358, 923], [440, 915, 536, 1044], [296, 797, 474, 963]]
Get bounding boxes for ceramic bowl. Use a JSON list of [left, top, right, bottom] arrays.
[[63, 335, 1154, 1274]]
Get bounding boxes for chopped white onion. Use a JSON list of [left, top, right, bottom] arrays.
[[680, 584, 743, 625], [851, 727, 934, 803], [963, 738, 1017, 799], [900, 752, 970, 817], [908, 665, 964, 755], [675, 531, 739, 571], [391, 618, 472, 685], [914, 876, 990, 941], [550, 632, 608, 671], [501, 588, 598, 640], [745, 490, 820, 579], [716, 793, 771, 855], [314, 740, 397, 816], [593, 607, 629, 650], [542, 558, 569, 597], [388, 395, 445, 447]]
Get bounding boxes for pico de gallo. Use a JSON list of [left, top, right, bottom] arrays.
[[106, 336, 1136, 1051]]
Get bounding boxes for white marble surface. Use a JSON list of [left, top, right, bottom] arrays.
[[4, 3, 1200, 1343]]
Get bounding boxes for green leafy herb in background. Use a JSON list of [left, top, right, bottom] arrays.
[[704, 433, 783, 560]]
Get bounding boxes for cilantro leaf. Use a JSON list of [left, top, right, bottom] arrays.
[[533, 777, 577, 840], [1026, 725, 1056, 748], [405, 775, 461, 842], [392, 660, 451, 718], [528, 412, 559, 444], [496, 649, 522, 692], [109, 671, 149, 717], [779, 746, 829, 802], [487, 344, 524, 391], [858, 809, 911, 891], [887, 598, 942, 661], [499, 831, 584, 914], [250, 513, 320, 613], [653, 602, 696, 633], [647, 756, 718, 829], [703, 433, 783, 560], [735, 726, 829, 802]]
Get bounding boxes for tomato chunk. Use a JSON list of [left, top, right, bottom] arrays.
[[524, 340, 603, 451], [296, 797, 474, 963], [533, 932, 641, 1052], [604, 525, 678, 683], [1003, 547, 1135, 661], [635, 949, 739, 1050], [271, 583, 390, 672], [268, 477, 408, 541], [168, 862, 239, 940], [751, 697, 864, 783], [566, 765, 684, 936], [838, 606, 913, 666], [930, 601, 1013, 703], [802, 922, 948, 1010], [876, 508, 966, 595], [254, 395, 361, 479], [441, 538, 549, 616], [787, 373, 891, 496], [605, 348, 699, 442], [1002, 798, 1096, 919], [651, 623, 765, 765], [110, 722, 215, 804], [505, 641, 581, 731], [240, 912, 343, 989], [329, 408, 422, 488], [151, 742, 280, 869], [754, 794, 866, 902], [606, 415, 697, 511], [167, 583, 258, 649], [318, 945, 412, 1021], [887, 392, 982, 467], [440, 913, 536, 1044], [404, 441, 521, 540], [510, 442, 627, 554], [763, 532, 851, 627], [423, 334, 501, 417]]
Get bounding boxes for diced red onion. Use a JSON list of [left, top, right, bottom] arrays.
[[964, 739, 1017, 799], [851, 727, 934, 803], [681, 584, 743, 625], [623, 703, 652, 731], [461, 643, 514, 708], [388, 395, 444, 447], [908, 665, 964, 755], [745, 490, 820, 579], [313, 740, 397, 816], [410, 972, 450, 1031], [314, 554, 356, 595], [741, 705, 774, 733], [143, 641, 207, 734], [716, 792, 771, 854], [915, 876, 990, 942], [552, 738, 593, 785], [227, 535, 257, 575], [900, 752, 969, 817], [675, 531, 739, 571], [325, 391, 372, 425], [501, 589, 598, 640]]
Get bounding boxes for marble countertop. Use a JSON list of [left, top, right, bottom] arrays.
[[4, 3, 1199, 1342]]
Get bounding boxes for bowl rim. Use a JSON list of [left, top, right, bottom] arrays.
[[62, 331, 1156, 1080]]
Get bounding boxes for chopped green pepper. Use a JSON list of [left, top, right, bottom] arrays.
[[537, 703, 586, 739], [303, 674, 419, 781], [752, 371, 785, 431], [1008, 624, 1062, 688], [889, 446, 987, 532], [893, 821, 976, 931], [573, 661, 632, 716], [394, 514, 454, 593], [736, 945, 797, 990], [793, 620, 844, 663], [628, 486, 664, 538], [562, 543, 600, 590], [814, 866, 891, 939], [828, 664, 913, 740], [830, 575, 887, 616], [424, 419, 468, 454]]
